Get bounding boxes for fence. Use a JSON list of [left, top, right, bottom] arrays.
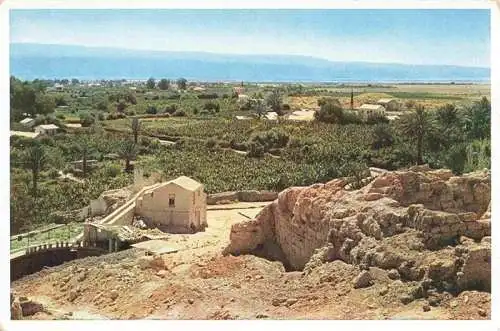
[[10, 223, 82, 254]]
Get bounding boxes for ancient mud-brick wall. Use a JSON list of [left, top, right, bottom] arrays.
[[269, 180, 349, 270], [225, 168, 491, 274]]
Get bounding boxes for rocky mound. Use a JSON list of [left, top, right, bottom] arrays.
[[224, 167, 491, 300]]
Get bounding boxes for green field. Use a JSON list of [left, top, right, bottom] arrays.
[[10, 78, 491, 235]]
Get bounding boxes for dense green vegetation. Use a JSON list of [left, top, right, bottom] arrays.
[[9, 77, 490, 235]]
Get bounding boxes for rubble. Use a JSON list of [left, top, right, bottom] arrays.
[[352, 270, 373, 289]]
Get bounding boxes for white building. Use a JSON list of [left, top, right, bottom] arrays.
[[135, 176, 207, 232], [34, 124, 59, 136], [10, 131, 40, 139], [20, 117, 35, 128]]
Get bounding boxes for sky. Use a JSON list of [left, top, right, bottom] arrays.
[[10, 9, 491, 67]]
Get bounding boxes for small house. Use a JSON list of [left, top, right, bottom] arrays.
[[65, 123, 82, 129], [135, 176, 207, 233], [358, 104, 386, 121], [20, 117, 35, 128], [265, 112, 278, 120], [54, 83, 64, 92], [377, 98, 400, 112], [10, 131, 40, 139], [34, 124, 59, 136]]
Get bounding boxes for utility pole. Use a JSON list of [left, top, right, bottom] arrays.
[[350, 88, 354, 110]]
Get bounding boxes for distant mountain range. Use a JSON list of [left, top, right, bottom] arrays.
[[10, 43, 490, 82]]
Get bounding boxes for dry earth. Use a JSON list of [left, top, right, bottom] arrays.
[[11, 167, 491, 320]]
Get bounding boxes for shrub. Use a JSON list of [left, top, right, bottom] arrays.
[[127, 110, 136, 116], [371, 123, 394, 149], [173, 110, 186, 117], [105, 163, 122, 178], [247, 140, 265, 157], [80, 113, 95, 127], [48, 168, 60, 179], [198, 93, 219, 100], [206, 138, 218, 150], [342, 111, 362, 124], [230, 140, 248, 151], [218, 140, 231, 149], [203, 100, 220, 113], [146, 106, 157, 115], [314, 99, 344, 123], [55, 96, 68, 107], [56, 113, 66, 120], [116, 101, 127, 112], [164, 104, 177, 114], [166, 93, 181, 100], [249, 128, 290, 152], [405, 100, 416, 110], [106, 113, 117, 120], [95, 100, 108, 111], [317, 97, 341, 107]]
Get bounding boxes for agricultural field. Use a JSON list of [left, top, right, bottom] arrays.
[[9, 78, 491, 235]]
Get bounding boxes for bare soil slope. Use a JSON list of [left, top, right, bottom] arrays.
[[11, 167, 491, 320]]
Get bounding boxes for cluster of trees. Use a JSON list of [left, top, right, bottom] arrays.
[[247, 128, 290, 157], [10, 76, 56, 121], [146, 77, 188, 90], [370, 97, 491, 174], [242, 88, 288, 118], [10, 117, 158, 232], [314, 97, 387, 125]]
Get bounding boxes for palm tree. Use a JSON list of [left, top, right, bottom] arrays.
[[131, 117, 141, 144], [25, 141, 46, 198], [436, 103, 459, 131], [253, 99, 267, 119], [266, 89, 284, 116], [463, 97, 490, 140], [399, 105, 434, 165], [74, 135, 94, 178], [119, 140, 136, 173]]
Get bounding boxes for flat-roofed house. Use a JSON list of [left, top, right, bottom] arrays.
[[10, 131, 40, 139], [34, 124, 59, 136], [20, 117, 35, 128], [135, 176, 207, 233], [377, 98, 400, 112], [358, 104, 386, 122]]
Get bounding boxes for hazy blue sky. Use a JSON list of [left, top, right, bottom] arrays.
[[10, 9, 490, 67]]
